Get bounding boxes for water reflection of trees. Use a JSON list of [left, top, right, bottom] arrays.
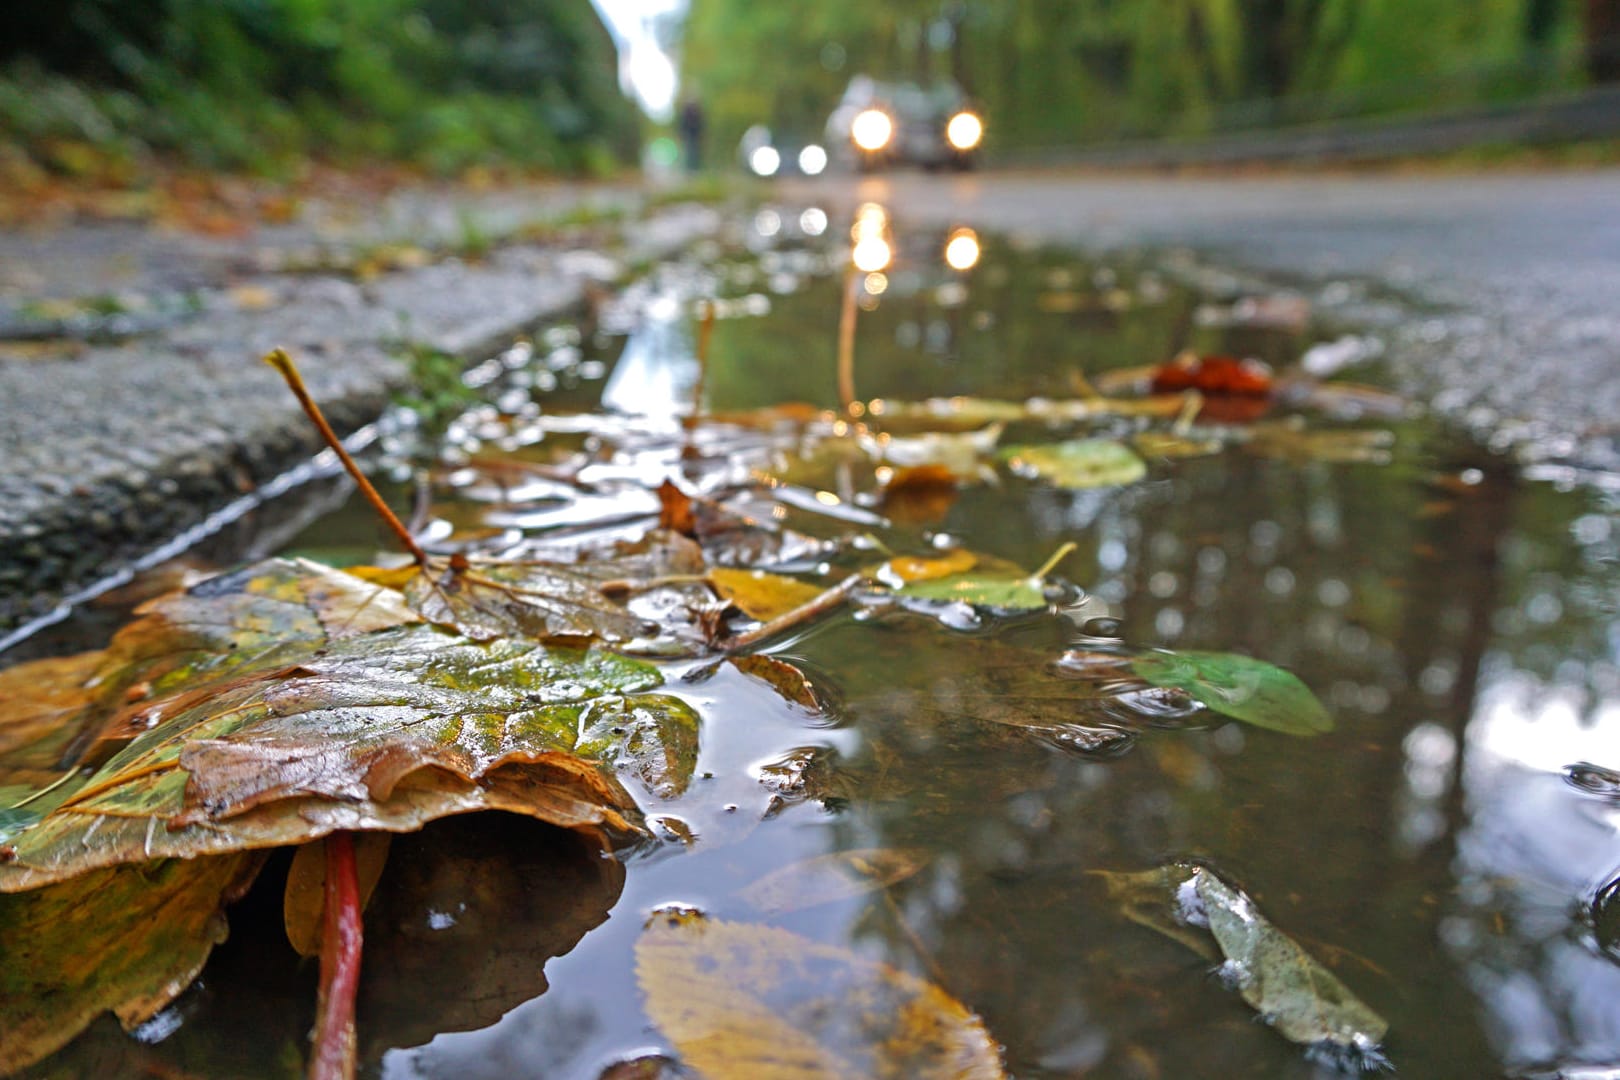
[[805, 435, 1619, 1075]]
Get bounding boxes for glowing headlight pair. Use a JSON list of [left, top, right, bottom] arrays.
[[749, 143, 828, 177]]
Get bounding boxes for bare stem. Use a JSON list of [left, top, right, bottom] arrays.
[[265, 349, 428, 568], [684, 300, 716, 431], [836, 268, 859, 416], [1031, 541, 1079, 581], [723, 574, 862, 653], [309, 832, 363, 1080]]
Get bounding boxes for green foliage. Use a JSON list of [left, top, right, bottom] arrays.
[[680, 0, 1586, 153], [0, 0, 638, 173]]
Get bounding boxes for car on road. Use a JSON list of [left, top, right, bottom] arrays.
[[825, 76, 984, 171], [739, 124, 831, 178]]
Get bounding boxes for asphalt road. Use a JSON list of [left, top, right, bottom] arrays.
[[788, 167, 1620, 477]]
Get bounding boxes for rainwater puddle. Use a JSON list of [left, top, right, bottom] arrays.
[[9, 206, 1620, 1080]]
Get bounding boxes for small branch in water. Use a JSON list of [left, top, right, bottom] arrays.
[[836, 268, 859, 416], [880, 886, 950, 990], [265, 348, 428, 569], [309, 831, 363, 1080], [684, 300, 716, 432], [723, 574, 862, 653]]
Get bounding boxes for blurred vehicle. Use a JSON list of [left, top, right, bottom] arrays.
[[738, 124, 830, 178], [825, 76, 983, 171]]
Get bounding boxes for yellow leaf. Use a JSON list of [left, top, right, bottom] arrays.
[[636, 910, 1005, 1079], [708, 568, 824, 622]]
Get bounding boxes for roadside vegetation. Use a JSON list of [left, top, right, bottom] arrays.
[[0, 0, 639, 181], [681, 0, 1605, 158]]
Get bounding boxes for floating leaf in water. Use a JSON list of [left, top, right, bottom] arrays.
[[727, 655, 828, 712], [0, 604, 664, 892], [708, 567, 825, 622], [1133, 431, 1222, 460], [863, 423, 1004, 476], [1150, 353, 1273, 398], [739, 848, 930, 914], [1243, 419, 1394, 465], [998, 440, 1147, 489], [868, 547, 978, 588], [897, 543, 1074, 614], [0, 852, 263, 1073], [1195, 868, 1390, 1068], [635, 907, 1005, 1079], [1096, 862, 1389, 1070], [1565, 761, 1620, 803], [1130, 649, 1332, 735], [576, 694, 702, 800]]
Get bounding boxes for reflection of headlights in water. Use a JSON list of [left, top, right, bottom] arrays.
[[748, 145, 781, 176], [851, 202, 887, 241], [851, 110, 893, 151], [944, 227, 980, 271], [946, 112, 983, 151], [852, 236, 892, 273], [799, 207, 828, 236], [798, 144, 828, 175]]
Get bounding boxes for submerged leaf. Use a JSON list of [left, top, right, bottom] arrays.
[[739, 848, 929, 914], [1130, 649, 1332, 735], [998, 440, 1147, 489], [0, 852, 264, 1073], [636, 908, 1005, 1079]]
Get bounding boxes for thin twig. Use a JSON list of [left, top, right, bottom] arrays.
[[265, 348, 428, 569], [836, 268, 859, 416], [722, 574, 862, 653], [684, 299, 716, 432], [879, 887, 949, 989], [309, 831, 363, 1080]]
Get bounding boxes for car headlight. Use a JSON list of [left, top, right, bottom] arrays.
[[798, 144, 828, 175], [748, 145, 781, 177], [851, 110, 894, 152], [946, 111, 983, 151]]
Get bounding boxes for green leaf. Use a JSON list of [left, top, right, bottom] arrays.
[[0, 853, 264, 1074], [1130, 649, 1331, 735], [1095, 863, 1389, 1068], [998, 439, 1147, 488], [898, 571, 1047, 610], [1195, 869, 1390, 1063], [576, 694, 702, 800]]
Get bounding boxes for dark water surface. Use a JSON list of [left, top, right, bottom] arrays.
[[13, 208, 1620, 1079]]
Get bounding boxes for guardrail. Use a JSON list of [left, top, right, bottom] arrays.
[[995, 85, 1620, 168]]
